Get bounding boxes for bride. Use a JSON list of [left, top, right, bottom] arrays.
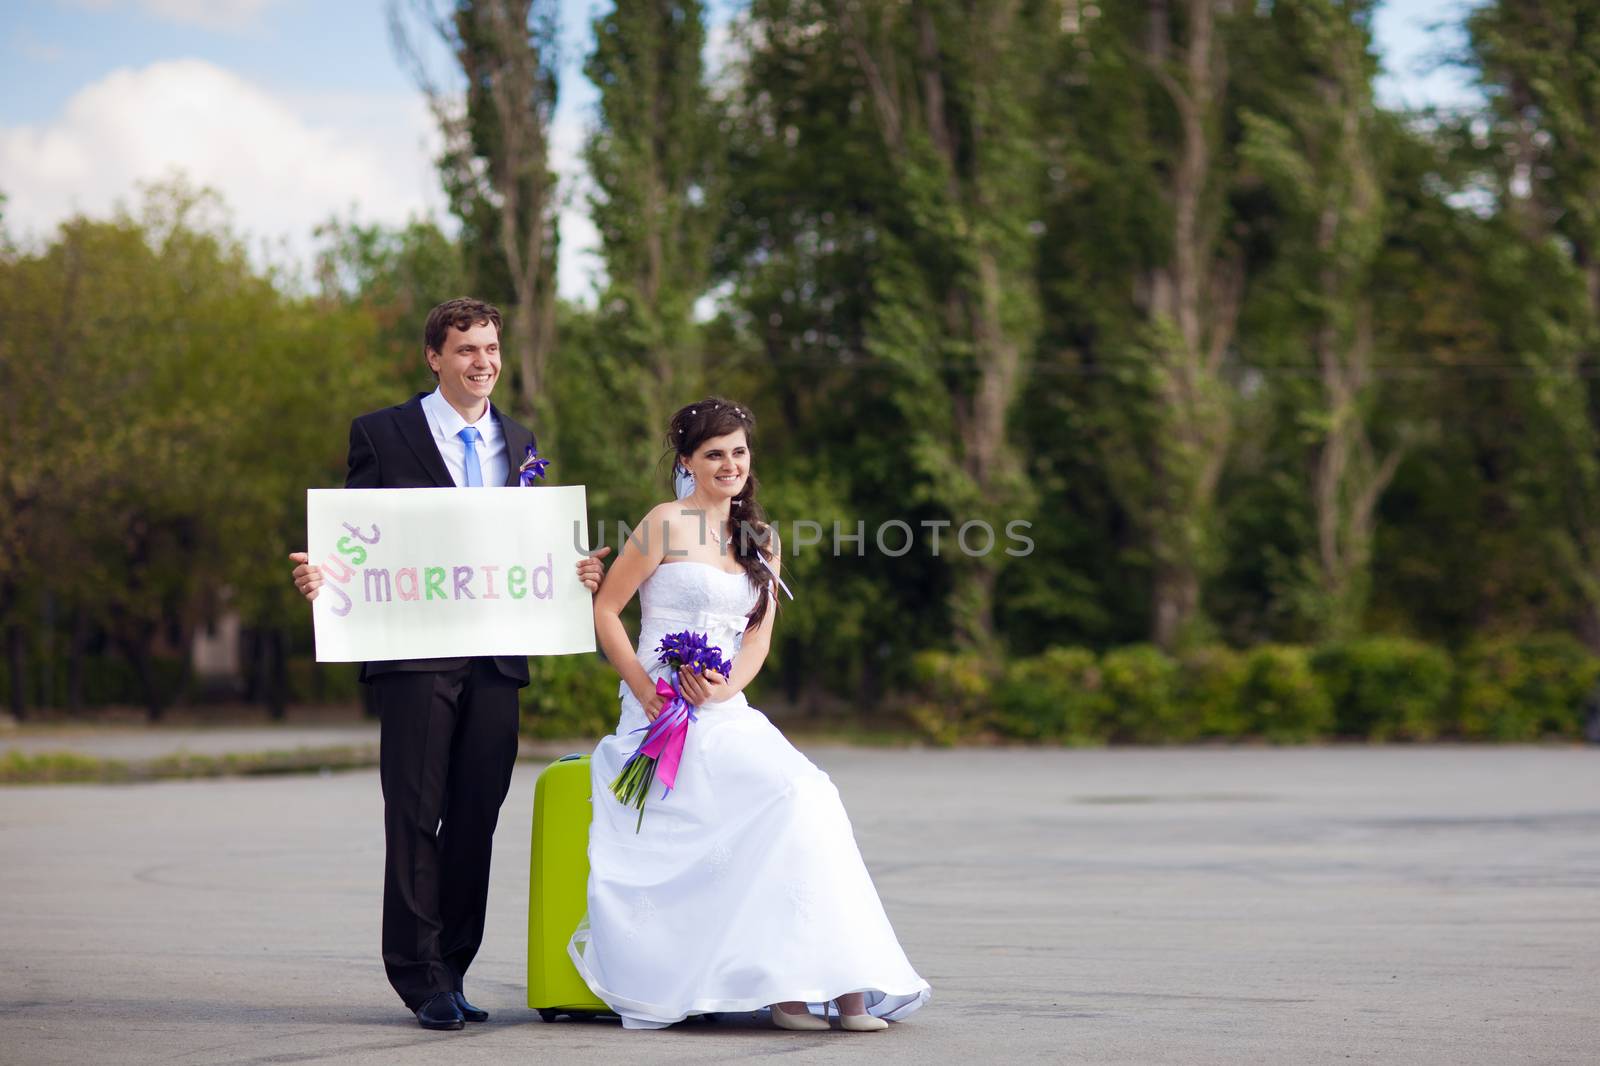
[[570, 398, 931, 1032]]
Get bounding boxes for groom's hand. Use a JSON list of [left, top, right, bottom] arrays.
[[288, 552, 323, 602], [576, 546, 612, 593]]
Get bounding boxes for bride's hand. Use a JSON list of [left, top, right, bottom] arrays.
[[636, 686, 667, 721], [677, 667, 730, 706]]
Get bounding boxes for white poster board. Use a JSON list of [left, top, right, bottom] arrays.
[[306, 486, 596, 662]]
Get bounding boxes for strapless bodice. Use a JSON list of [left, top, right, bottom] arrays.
[[629, 561, 759, 684]]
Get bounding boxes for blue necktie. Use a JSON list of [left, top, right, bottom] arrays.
[[458, 426, 484, 487]]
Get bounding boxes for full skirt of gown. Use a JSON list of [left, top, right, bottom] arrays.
[[567, 562, 930, 1029]]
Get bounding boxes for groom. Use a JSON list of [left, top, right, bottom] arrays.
[[289, 297, 607, 1031]]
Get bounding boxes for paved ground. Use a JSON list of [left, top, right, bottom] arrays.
[[0, 721, 382, 761], [0, 717, 566, 765], [1, 745, 1596, 1065]]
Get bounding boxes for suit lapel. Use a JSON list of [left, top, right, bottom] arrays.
[[499, 406, 533, 487], [397, 393, 455, 488]]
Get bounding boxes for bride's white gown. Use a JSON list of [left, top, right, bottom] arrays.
[[569, 561, 931, 1029]]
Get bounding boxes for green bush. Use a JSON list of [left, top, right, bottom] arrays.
[[519, 652, 622, 740], [1101, 645, 1187, 743], [1455, 634, 1600, 740], [906, 650, 998, 745], [1238, 645, 1334, 743], [1177, 645, 1248, 738], [994, 647, 1108, 743], [1312, 637, 1454, 740]]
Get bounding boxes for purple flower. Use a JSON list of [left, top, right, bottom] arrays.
[[656, 630, 732, 676], [518, 440, 550, 485]]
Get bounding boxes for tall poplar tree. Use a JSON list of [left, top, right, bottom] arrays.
[[1237, 0, 1406, 638], [391, 0, 562, 427], [1041, 0, 1246, 649], [583, 0, 723, 514], [822, 0, 1050, 646], [1466, 0, 1600, 648]]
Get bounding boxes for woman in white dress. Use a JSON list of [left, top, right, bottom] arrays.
[[570, 398, 931, 1032]]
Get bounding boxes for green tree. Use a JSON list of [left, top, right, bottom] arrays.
[[0, 180, 386, 718], [0, 188, 244, 716], [392, 0, 562, 429], [1464, 0, 1600, 648], [582, 0, 723, 519], [313, 215, 470, 392], [1042, 0, 1248, 650], [726, 0, 1050, 650], [1235, 0, 1409, 639], [1359, 122, 1580, 644]]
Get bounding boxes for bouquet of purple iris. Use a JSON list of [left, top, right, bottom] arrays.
[[609, 630, 733, 831], [654, 631, 733, 678]]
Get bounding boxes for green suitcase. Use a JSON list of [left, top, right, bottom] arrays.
[[527, 753, 610, 1021]]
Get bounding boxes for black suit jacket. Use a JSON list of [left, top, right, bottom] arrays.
[[348, 392, 534, 686]]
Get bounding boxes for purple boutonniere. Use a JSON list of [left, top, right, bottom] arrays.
[[518, 440, 550, 485]]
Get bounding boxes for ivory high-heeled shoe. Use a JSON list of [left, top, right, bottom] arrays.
[[830, 995, 889, 1032], [770, 1003, 829, 1031], [836, 1008, 888, 1032]]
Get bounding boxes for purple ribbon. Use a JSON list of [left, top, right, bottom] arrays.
[[620, 677, 698, 796]]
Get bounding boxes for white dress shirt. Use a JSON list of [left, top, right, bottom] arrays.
[[420, 387, 510, 488]]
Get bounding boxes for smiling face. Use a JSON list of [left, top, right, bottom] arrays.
[[426, 320, 501, 419], [681, 429, 750, 501]]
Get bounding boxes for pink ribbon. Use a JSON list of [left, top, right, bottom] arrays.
[[624, 677, 697, 795]]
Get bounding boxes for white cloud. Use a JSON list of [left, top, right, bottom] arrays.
[[0, 57, 608, 301], [0, 59, 446, 270], [64, 0, 279, 33]]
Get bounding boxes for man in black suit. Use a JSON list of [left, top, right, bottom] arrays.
[[290, 297, 607, 1031]]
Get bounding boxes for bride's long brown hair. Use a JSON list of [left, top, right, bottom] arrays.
[[668, 398, 775, 629]]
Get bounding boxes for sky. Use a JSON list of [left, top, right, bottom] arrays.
[[0, 0, 1484, 303]]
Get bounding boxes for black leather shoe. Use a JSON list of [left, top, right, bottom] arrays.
[[452, 991, 488, 1023], [415, 991, 465, 1031]]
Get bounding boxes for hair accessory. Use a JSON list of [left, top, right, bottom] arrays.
[[674, 464, 696, 500]]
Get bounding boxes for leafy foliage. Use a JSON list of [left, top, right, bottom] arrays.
[[8, 1, 1600, 741], [1312, 637, 1453, 740]]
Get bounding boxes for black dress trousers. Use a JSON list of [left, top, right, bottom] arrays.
[[372, 658, 521, 1009]]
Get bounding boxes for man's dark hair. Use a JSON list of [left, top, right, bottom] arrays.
[[423, 298, 503, 372]]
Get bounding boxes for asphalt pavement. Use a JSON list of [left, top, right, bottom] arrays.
[[1, 744, 1595, 1065]]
